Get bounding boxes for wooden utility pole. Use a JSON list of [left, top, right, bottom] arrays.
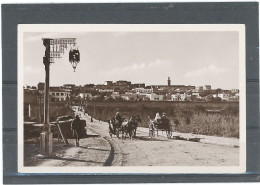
[[39, 39, 53, 156], [38, 38, 79, 157]]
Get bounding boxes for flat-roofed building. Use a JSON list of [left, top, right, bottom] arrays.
[[204, 85, 211, 91], [121, 93, 138, 101], [231, 89, 239, 93], [99, 89, 114, 93], [196, 86, 203, 91], [104, 81, 113, 86], [78, 92, 92, 99], [114, 80, 131, 86], [134, 88, 153, 94], [171, 92, 187, 101], [50, 87, 71, 101], [146, 93, 163, 101], [111, 92, 121, 100], [131, 83, 145, 88]]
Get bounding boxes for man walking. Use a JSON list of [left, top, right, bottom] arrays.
[[71, 115, 81, 147]]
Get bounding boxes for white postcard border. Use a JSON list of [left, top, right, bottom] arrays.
[[18, 24, 246, 174]]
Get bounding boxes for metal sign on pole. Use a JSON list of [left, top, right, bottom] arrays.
[[38, 38, 80, 158]]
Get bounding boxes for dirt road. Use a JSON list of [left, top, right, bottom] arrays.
[[85, 114, 239, 166], [32, 109, 239, 167]]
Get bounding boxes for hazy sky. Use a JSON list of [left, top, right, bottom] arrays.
[[23, 31, 239, 89]]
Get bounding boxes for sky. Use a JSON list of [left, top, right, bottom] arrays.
[[23, 31, 239, 89]]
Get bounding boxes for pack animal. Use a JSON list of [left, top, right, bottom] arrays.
[[108, 117, 120, 138], [121, 115, 141, 140]]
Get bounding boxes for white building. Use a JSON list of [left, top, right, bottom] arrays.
[[99, 89, 114, 93], [171, 93, 187, 101], [204, 85, 211, 91], [192, 92, 200, 97], [195, 86, 203, 91], [214, 93, 230, 101], [104, 81, 113, 86], [78, 93, 92, 99], [111, 92, 121, 100], [134, 88, 153, 94], [50, 87, 70, 101], [62, 84, 75, 92], [171, 94, 179, 101], [121, 92, 138, 101], [231, 89, 239, 93], [146, 93, 163, 101], [229, 93, 239, 102]]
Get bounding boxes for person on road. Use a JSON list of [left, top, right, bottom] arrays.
[[161, 112, 170, 123], [115, 112, 123, 126], [154, 112, 161, 123], [71, 115, 82, 147], [111, 117, 117, 133]]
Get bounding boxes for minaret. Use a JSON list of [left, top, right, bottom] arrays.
[[168, 77, 171, 86]]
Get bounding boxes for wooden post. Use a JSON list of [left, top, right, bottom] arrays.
[[28, 103, 31, 118], [40, 132, 53, 155], [57, 123, 68, 145]]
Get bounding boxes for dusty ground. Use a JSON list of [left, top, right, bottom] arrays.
[[24, 108, 239, 167], [85, 116, 239, 166]]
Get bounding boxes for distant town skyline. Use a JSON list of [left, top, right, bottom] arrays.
[[24, 79, 237, 91], [23, 31, 239, 89]]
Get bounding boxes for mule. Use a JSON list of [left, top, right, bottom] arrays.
[[121, 115, 142, 140], [121, 120, 130, 140], [108, 118, 120, 138]]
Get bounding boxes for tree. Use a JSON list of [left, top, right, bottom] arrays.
[[214, 97, 222, 102], [199, 90, 210, 97], [92, 96, 104, 101], [104, 96, 115, 102]]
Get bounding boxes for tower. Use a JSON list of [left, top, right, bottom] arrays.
[[168, 77, 171, 86]]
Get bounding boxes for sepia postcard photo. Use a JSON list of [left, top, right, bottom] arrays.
[[18, 24, 246, 174]]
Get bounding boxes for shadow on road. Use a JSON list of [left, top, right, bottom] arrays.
[[80, 146, 110, 152], [171, 136, 201, 142], [53, 156, 104, 164], [86, 134, 100, 138], [103, 141, 114, 166], [134, 136, 166, 141]]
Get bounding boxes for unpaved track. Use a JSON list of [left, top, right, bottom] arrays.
[[83, 112, 239, 166], [31, 129, 111, 167]]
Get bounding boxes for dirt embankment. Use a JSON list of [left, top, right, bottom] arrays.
[[24, 102, 74, 123]]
